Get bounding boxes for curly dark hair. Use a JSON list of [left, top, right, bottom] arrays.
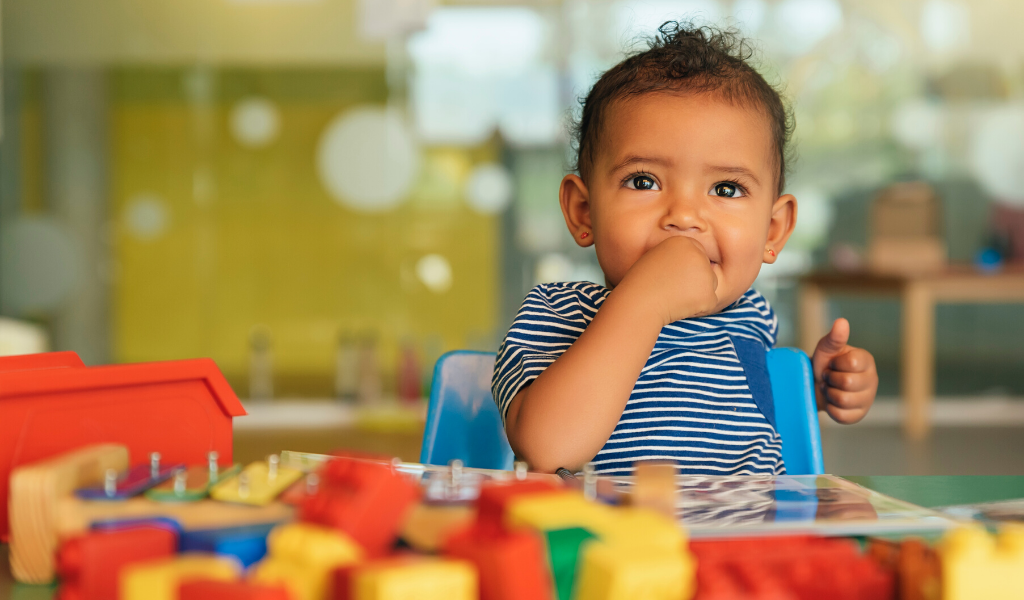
[[571, 21, 794, 195]]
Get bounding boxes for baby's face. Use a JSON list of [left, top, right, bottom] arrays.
[[581, 92, 793, 312]]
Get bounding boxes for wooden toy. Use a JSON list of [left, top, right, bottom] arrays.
[[179, 522, 279, 568], [443, 523, 554, 600], [76, 453, 183, 500], [938, 525, 1024, 600], [55, 525, 178, 600], [147, 452, 242, 502], [250, 523, 363, 600], [630, 461, 677, 519], [210, 456, 302, 506], [299, 457, 421, 557], [119, 554, 240, 600], [0, 351, 245, 540], [9, 444, 129, 583], [9, 444, 291, 585], [178, 579, 292, 600], [574, 541, 693, 600], [342, 558, 478, 600]]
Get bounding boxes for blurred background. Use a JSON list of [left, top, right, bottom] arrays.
[[2, 0, 1023, 473]]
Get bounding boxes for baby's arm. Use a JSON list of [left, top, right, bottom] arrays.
[[811, 318, 878, 423], [504, 237, 718, 472]]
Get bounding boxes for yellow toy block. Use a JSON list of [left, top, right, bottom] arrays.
[[250, 523, 363, 600], [210, 457, 303, 506], [353, 558, 478, 600], [939, 524, 1024, 600], [587, 507, 688, 553], [574, 541, 695, 600], [120, 553, 240, 600], [505, 491, 614, 532]]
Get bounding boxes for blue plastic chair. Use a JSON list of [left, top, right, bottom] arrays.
[[420, 348, 824, 474]]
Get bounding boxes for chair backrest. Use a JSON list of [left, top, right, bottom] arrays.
[[419, 351, 515, 470], [420, 348, 824, 474], [765, 348, 825, 475]]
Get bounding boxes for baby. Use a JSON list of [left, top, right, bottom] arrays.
[[492, 23, 878, 475]]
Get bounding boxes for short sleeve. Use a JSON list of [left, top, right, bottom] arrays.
[[491, 283, 602, 425]]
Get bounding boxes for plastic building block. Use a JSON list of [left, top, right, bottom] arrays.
[[211, 456, 304, 506], [443, 523, 554, 600], [474, 480, 562, 531], [504, 491, 613, 533], [546, 528, 596, 600], [349, 558, 478, 600], [938, 525, 1024, 600], [147, 458, 242, 502], [586, 507, 687, 554], [76, 455, 184, 500], [55, 525, 178, 600], [180, 522, 279, 568], [250, 523, 363, 600], [574, 541, 694, 600], [0, 351, 245, 541], [120, 554, 240, 600], [691, 536, 893, 600], [9, 444, 129, 583], [179, 579, 292, 600], [299, 457, 421, 557]]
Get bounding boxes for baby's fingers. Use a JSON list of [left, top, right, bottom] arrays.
[[825, 386, 874, 413], [829, 347, 875, 373], [825, 402, 868, 425], [823, 369, 874, 393]]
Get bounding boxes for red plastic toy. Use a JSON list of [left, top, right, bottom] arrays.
[[299, 457, 421, 557], [0, 351, 246, 540], [474, 480, 561, 533], [443, 523, 554, 600], [178, 580, 293, 600], [691, 535, 894, 600], [55, 525, 179, 600]]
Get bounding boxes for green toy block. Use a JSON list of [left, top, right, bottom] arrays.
[[545, 527, 596, 600]]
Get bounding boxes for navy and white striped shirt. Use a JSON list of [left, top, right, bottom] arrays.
[[492, 281, 785, 476]]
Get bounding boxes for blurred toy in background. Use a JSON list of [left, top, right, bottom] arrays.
[[396, 339, 423, 405], [356, 331, 383, 407], [248, 325, 275, 400], [867, 181, 947, 275], [334, 331, 360, 403]]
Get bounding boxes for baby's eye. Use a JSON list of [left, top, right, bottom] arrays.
[[711, 182, 745, 198], [624, 174, 660, 191]]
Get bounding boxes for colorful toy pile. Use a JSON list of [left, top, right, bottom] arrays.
[[7, 444, 1024, 600]]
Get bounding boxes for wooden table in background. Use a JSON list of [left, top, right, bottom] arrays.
[[798, 268, 1024, 440]]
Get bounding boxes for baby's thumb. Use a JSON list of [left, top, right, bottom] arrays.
[[813, 318, 850, 371]]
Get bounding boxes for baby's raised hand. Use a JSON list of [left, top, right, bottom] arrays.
[[617, 236, 718, 326], [811, 318, 878, 424]]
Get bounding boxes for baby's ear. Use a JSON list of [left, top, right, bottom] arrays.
[[764, 193, 797, 261], [559, 174, 594, 247]]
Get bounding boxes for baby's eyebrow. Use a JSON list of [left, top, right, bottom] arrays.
[[610, 155, 672, 172], [707, 165, 761, 188]]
